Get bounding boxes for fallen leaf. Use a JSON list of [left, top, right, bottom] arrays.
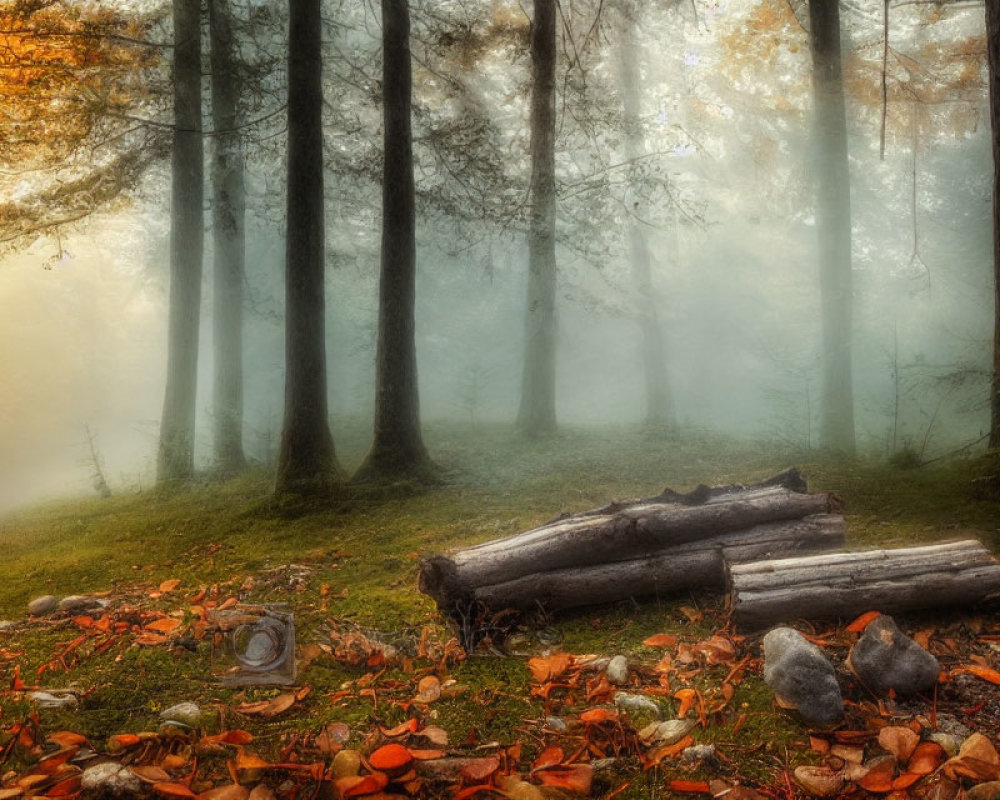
[[669, 780, 711, 794], [131, 766, 172, 784], [907, 742, 946, 775], [891, 773, 922, 791], [846, 611, 881, 633], [153, 783, 197, 799], [531, 745, 565, 772], [417, 725, 449, 747], [644, 735, 694, 768], [792, 765, 845, 798], [643, 634, 678, 648], [413, 675, 441, 704], [380, 719, 420, 738], [943, 733, 1000, 782], [368, 744, 413, 772], [236, 693, 296, 718], [159, 579, 182, 594], [579, 707, 617, 724], [951, 665, 1000, 685], [459, 756, 500, 783], [145, 617, 181, 634], [333, 773, 389, 798], [674, 688, 699, 718], [528, 653, 573, 683], [858, 756, 897, 793], [202, 730, 254, 746], [196, 784, 249, 800], [878, 726, 920, 762], [46, 775, 82, 797], [537, 764, 592, 794]]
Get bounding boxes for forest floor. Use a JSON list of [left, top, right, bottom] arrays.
[[0, 423, 999, 800]]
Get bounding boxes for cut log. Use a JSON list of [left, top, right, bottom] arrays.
[[419, 469, 838, 622], [728, 540, 1000, 630]]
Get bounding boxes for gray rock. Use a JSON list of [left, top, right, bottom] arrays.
[[159, 702, 202, 728], [58, 595, 105, 614], [848, 615, 939, 696], [28, 595, 59, 616], [29, 691, 78, 710], [544, 716, 568, 732], [606, 655, 629, 685], [927, 732, 963, 757], [614, 692, 662, 718], [81, 763, 143, 796], [638, 718, 697, 745], [762, 627, 843, 726], [682, 744, 717, 763]]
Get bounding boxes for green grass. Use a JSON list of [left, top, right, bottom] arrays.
[[0, 423, 997, 797]]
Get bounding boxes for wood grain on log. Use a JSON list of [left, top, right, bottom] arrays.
[[728, 540, 1000, 630]]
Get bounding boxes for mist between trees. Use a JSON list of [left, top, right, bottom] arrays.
[[0, 0, 995, 506]]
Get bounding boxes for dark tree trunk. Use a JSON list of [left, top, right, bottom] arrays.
[[516, 0, 558, 437], [617, 0, 673, 429], [275, 0, 340, 494], [354, 0, 434, 482], [987, 0, 1000, 450], [208, 0, 247, 476], [809, 0, 855, 455], [157, 0, 204, 485]]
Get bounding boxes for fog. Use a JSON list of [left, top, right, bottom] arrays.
[[0, 0, 993, 510]]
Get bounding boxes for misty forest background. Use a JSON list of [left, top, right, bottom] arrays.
[[0, 0, 998, 508]]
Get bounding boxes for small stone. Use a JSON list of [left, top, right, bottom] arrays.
[[928, 732, 963, 757], [762, 627, 843, 726], [0, 620, 16, 631], [58, 595, 105, 614], [331, 749, 361, 779], [614, 691, 662, 718], [591, 758, 617, 772], [682, 744, 717, 763], [793, 765, 845, 798], [606, 655, 629, 685], [159, 702, 202, 728], [847, 615, 939, 696], [545, 716, 568, 732], [28, 595, 59, 617], [81, 763, 143, 796], [29, 691, 78, 710], [968, 782, 1000, 800], [638, 718, 696, 745]]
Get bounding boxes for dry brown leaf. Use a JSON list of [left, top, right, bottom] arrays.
[[236, 693, 296, 718], [878, 726, 920, 762], [413, 675, 441, 704]]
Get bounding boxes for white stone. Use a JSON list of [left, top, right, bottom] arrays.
[[606, 655, 629, 685], [81, 763, 143, 796]]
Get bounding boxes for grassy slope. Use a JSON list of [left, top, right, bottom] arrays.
[[0, 423, 997, 795]]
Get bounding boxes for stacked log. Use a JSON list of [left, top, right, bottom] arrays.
[[728, 540, 1000, 630], [419, 469, 844, 623]]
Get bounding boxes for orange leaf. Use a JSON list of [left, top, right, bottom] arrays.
[[531, 745, 565, 772], [145, 618, 181, 634], [131, 766, 172, 783], [645, 735, 694, 768], [857, 758, 896, 793], [407, 749, 447, 761], [579, 707, 618, 724], [452, 786, 496, 800], [907, 742, 946, 775], [158, 579, 182, 594], [951, 665, 1000, 685], [47, 732, 87, 749], [202, 730, 254, 746], [236, 693, 295, 718], [153, 783, 197, 799], [72, 616, 94, 629], [878, 726, 920, 762], [669, 780, 711, 794], [892, 773, 922, 791], [334, 773, 389, 798], [234, 747, 271, 771], [537, 764, 592, 794], [46, 775, 82, 797], [368, 743, 413, 772], [528, 653, 573, 683], [643, 634, 678, 648], [379, 718, 420, 737], [110, 733, 141, 748], [459, 756, 500, 783], [846, 610, 881, 633], [674, 688, 698, 718]]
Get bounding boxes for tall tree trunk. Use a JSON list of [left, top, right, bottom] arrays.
[[516, 0, 558, 437], [208, 0, 247, 476], [275, 0, 339, 494], [617, 0, 673, 429], [987, 0, 1000, 450], [157, 0, 204, 484], [809, 0, 856, 455], [354, 0, 433, 482]]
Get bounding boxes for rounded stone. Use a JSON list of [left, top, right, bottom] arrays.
[[58, 595, 105, 614], [28, 595, 59, 616], [847, 615, 939, 696], [606, 655, 629, 685], [81, 763, 143, 796], [159, 702, 202, 728], [762, 627, 843, 727]]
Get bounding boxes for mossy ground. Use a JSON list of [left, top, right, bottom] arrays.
[[0, 422, 997, 797]]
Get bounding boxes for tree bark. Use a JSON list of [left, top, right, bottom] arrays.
[[354, 0, 434, 483], [517, 0, 558, 437], [275, 0, 340, 494], [209, 0, 247, 476], [729, 540, 1000, 630], [617, 0, 673, 429], [420, 472, 834, 617], [467, 514, 844, 615], [157, 0, 204, 485], [809, 0, 856, 455], [987, 0, 1000, 450]]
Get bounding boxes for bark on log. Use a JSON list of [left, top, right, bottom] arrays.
[[419, 469, 837, 621], [728, 540, 1000, 630]]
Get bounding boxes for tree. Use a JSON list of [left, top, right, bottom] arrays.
[[988, 0, 1000, 450], [354, 0, 434, 482], [616, 0, 674, 429], [208, 0, 247, 475], [157, 0, 204, 484], [808, 0, 855, 455], [517, 0, 558, 437], [274, 0, 340, 494]]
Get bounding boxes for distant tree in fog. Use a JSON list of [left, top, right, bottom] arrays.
[[158, 0, 204, 484]]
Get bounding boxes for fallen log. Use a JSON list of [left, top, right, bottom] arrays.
[[419, 469, 838, 623], [728, 540, 1000, 630]]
